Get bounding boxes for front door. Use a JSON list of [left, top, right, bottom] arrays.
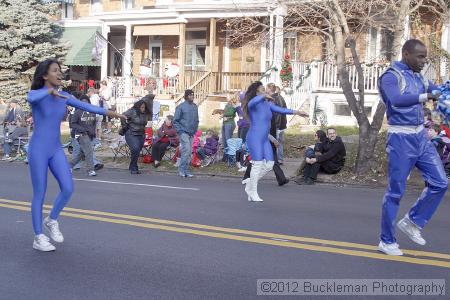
[[149, 40, 162, 77]]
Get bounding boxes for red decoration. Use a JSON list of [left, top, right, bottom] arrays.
[[280, 54, 293, 82]]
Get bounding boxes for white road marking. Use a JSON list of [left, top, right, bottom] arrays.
[[73, 178, 200, 191]]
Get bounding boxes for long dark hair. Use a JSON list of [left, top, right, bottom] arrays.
[[316, 130, 327, 143], [31, 59, 61, 90], [133, 99, 151, 115], [141, 94, 154, 120], [242, 81, 263, 120]]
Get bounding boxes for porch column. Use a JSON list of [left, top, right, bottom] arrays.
[[124, 24, 132, 96], [100, 24, 110, 80], [178, 23, 186, 90], [209, 18, 217, 72], [272, 14, 284, 85]]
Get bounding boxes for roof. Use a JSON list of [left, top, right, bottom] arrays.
[[61, 26, 101, 67]]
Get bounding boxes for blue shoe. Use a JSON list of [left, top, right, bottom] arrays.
[[179, 172, 187, 177], [185, 173, 194, 178]]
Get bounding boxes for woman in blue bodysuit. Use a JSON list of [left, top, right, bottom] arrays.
[[242, 81, 306, 202], [27, 59, 125, 251]]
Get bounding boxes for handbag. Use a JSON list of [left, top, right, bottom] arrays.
[[118, 123, 130, 136]]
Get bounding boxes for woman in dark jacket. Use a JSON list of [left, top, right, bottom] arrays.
[[152, 115, 179, 168], [122, 99, 152, 174]]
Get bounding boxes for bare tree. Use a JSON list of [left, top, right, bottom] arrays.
[[225, 0, 449, 174]]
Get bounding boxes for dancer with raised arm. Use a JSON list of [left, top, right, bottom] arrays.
[[27, 59, 125, 251], [242, 81, 307, 202]]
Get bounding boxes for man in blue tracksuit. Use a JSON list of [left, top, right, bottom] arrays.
[[378, 39, 448, 256]]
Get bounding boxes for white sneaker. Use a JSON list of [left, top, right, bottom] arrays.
[[238, 167, 247, 172], [378, 241, 403, 256], [33, 234, 56, 252], [397, 215, 426, 245], [43, 217, 64, 243], [241, 178, 250, 185], [1, 155, 11, 161], [88, 170, 97, 177]]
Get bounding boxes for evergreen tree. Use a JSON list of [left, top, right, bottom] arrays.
[[0, 0, 68, 106]]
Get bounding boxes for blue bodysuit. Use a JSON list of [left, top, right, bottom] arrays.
[[27, 86, 106, 235], [246, 95, 293, 161]]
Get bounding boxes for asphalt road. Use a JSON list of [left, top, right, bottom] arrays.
[[0, 161, 449, 299]]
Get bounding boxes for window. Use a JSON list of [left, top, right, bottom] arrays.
[[186, 31, 207, 40], [123, 0, 134, 10], [185, 29, 207, 71], [334, 104, 352, 116], [366, 27, 378, 60], [380, 29, 394, 61], [62, 3, 73, 19], [91, 0, 103, 14], [113, 52, 123, 76], [283, 32, 297, 61], [185, 45, 206, 71]]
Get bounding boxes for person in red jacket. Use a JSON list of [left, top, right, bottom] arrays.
[[152, 115, 179, 168]]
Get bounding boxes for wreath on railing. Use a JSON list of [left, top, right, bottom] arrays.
[[280, 54, 293, 83]]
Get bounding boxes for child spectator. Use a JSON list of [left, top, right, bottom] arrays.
[[235, 142, 249, 172], [196, 129, 219, 167]]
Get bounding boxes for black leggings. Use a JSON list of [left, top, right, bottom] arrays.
[[152, 141, 170, 162]]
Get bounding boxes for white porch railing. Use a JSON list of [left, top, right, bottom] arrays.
[[316, 62, 386, 92]]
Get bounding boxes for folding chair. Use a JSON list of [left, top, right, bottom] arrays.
[[109, 136, 130, 161], [163, 144, 177, 161], [10, 136, 29, 162], [141, 127, 153, 157]]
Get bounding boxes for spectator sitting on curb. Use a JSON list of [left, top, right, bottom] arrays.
[[297, 127, 346, 185], [293, 130, 327, 180]]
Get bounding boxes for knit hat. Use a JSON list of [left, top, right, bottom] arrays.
[[184, 89, 194, 99]]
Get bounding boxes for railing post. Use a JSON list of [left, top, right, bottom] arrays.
[[310, 61, 320, 91]]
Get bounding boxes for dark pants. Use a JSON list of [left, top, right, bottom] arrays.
[[236, 149, 247, 166], [303, 160, 342, 180], [238, 126, 249, 143], [243, 144, 287, 185], [125, 132, 144, 172], [151, 141, 170, 162], [70, 135, 94, 172]]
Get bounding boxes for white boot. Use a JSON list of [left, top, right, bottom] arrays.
[[245, 161, 264, 202], [261, 160, 274, 179]]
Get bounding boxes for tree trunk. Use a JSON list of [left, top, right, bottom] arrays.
[[390, 0, 411, 62], [355, 122, 381, 174]]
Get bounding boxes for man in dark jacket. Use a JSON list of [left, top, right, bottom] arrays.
[[300, 128, 346, 185], [268, 84, 288, 164], [70, 95, 97, 176]]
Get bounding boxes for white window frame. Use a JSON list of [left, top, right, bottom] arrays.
[[62, 3, 73, 19], [185, 28, 207, 71], [122, 0, 134, 10], [149, 38, 162, 77], [90, 0, 103, 15], [366, 27, 382, 61]]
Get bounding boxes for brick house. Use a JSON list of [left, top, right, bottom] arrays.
[[56, 0, 450, 126]]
